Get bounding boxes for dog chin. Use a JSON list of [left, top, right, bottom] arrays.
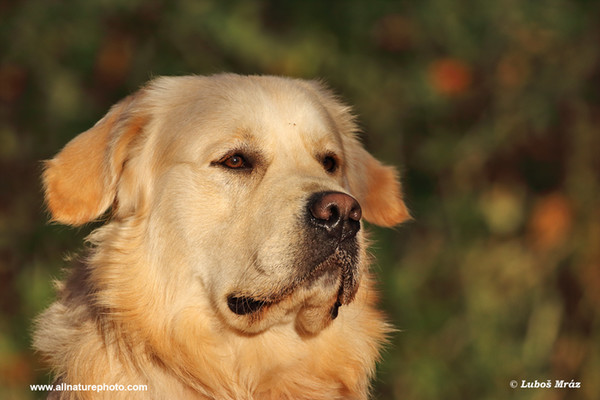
[[293, 271, 347, 335]]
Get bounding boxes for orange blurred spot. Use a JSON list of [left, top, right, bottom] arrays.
[[95, 34, 133, 88], [429, 58, 472, 96], [552, 336, 586, 376], [0, 64, 27, 103], [528, 192, 573, 251], [581, 262, 600, 307], [497, 52, 530, 89], [372, 14, 414, 52], [0, 354, 33, 385]]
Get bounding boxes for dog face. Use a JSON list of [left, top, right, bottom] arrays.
[[43, 74, 409, 336]]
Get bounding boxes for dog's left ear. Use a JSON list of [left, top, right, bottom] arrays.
[[344, 137, 411, 227]]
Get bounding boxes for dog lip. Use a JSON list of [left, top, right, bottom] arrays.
[[329, 300, 342, 320], [227, 295, 271, 315], [227, 244, 359, 318]]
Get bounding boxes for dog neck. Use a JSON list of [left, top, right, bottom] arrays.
[[35, 219, 389, 399]]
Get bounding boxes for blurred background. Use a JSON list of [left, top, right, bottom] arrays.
[[1, 0, 599, 399]]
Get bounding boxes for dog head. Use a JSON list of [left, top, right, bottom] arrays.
[[44, 74, 409, 336]]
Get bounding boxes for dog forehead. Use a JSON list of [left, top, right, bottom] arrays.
[[243, 88, 341, 152], [225, 77, 337, 131], [152, 76, 344, 161]]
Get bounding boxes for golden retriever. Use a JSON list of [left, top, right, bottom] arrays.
[[35, 74, 409, 399]]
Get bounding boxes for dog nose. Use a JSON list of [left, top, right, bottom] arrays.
[[308, 191, 362, 240]]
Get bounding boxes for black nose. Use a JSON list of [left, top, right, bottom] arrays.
[[307, 191, 362, 241]]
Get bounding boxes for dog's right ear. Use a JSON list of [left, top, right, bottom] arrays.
[[43, 92, 148, 226], [343, 137, 411, 227]]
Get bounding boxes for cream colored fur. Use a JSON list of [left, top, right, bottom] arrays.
[[35, 74, 409, 399]]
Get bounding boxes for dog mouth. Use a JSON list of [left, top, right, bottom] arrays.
[[226, 247, 359, 319], [227, 290, 344, 318], [227, 291, 343, 320], [227, 295, 270, 315]]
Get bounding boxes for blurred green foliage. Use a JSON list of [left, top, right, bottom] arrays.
[[1, 1, 600, 399]]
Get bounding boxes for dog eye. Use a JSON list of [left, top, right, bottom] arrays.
[[219, 153, 252, 170], [322, 155, 338, 173]]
